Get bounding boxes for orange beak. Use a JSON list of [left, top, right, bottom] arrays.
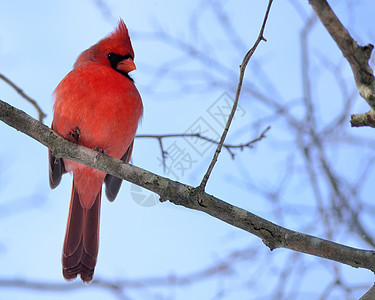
[[116, 58, 136, 73]]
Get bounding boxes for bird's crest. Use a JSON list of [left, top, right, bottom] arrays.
[[74, 18, 134, 68], [106, 18, 134, 59]]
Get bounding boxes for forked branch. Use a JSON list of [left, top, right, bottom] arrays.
[[308, 0, 375, 126]]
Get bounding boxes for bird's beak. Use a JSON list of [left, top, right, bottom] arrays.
[[117, 58, 136, 73]]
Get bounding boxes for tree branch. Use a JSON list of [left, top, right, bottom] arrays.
[[350, 110, 375, 128], [308, 0, 375, 121], [0, 73, 47, 123], [0, 247, 248, 293], [1, 98, 375, 274], [199, 0, 273, 191], [136, 126, 270, 160]]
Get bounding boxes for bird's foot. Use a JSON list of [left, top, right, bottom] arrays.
[[93, 146, 107, 159], [69, 127, 80, 142]]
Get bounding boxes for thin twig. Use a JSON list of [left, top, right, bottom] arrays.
[[0, 73, 47, 122], [136, 125, 270, 160], [199, 0, 274, 191], [157, 136, 167, 172], [0, 247, 251, 295]]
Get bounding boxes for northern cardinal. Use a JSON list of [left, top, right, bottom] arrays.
[[49, 19, 143, 283]]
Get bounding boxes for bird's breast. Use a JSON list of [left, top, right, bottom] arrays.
[[53, 63, 143, 163]]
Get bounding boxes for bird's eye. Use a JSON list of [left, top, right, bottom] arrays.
[[107, 52, 116, 60], [107, 52, 121, 69]]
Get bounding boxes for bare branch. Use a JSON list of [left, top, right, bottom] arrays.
[[0, 247, 251, 293], [91, 0, 117, 23], [136, 125, 270, 159], [309, 0, 375, 119], [351, 110, 375, 128], [1, 98, 375, 274], [199, 0, 274, 191], [0, 73, 47, 122]]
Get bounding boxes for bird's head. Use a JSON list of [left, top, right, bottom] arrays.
[[74, 19, 136, 79]]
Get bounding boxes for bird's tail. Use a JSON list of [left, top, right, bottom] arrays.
[[62, 182, 101, 284]]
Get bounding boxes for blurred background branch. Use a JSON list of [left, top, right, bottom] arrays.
[[1, 0, 375, 299], [0, 73, 47, 122]]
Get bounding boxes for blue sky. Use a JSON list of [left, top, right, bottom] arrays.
[[1, 0, 375, 299]]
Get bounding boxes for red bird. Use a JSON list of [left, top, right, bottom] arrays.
[[49, 19, 143, 283]]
